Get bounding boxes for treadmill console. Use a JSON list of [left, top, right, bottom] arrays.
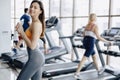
[[74, 26, 85, 37], [102, 27, 120, 41], [102, 27, 120, 36], [46, 16, 58, 28], [108, 28, 120, 37]]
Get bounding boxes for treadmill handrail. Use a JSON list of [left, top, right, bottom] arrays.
[[102, 50, 120, 57]]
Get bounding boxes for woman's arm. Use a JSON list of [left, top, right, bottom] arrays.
[[16, 22, 42, 50], [94, 25, 110, 43]]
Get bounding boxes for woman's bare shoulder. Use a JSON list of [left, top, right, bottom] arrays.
[[31, 22, 42, 31]]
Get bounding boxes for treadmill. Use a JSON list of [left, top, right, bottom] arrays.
[[46, 28, 120, 80], [0, 16, 71, 69], [48, 69, 115, 80], [42, 21, 94, 77], [107, 74, 120, 80], [95, 27, 120, 79], [1, 17, 94, 78], [44, 16, 71, 61]]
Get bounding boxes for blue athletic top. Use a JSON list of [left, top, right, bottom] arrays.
[[20, 14, 30, 31]]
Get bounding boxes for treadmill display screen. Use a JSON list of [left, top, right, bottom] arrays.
[[109, 29, 119, 36]]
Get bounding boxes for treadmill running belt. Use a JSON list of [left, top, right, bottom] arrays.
[[48, 69, 115, 80], [42, 61, 94, 77]]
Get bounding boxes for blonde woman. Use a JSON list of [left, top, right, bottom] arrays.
[[74, 13, 111, 79]]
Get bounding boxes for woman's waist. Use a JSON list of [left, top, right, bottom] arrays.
[[84, 34, 96, 39], [27, 44, 40, 51], [85, 31, 96, 38], [84, 36, 96, 40]]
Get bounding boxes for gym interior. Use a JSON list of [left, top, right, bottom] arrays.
[[0, 0, 120, 80]]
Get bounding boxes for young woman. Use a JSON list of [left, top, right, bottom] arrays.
[[15, 0, 45, 80], [74, 13, 111, 79]]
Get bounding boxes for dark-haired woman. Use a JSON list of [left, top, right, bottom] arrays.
[[16, 0, 45, 80]]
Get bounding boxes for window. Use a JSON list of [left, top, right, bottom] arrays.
[[61, 0, 73, 17], [61, 18, 73, 48], [74, 18, 88, 31], [91, 0, 109, 15], [61, 18, 72, 36], [74, 0, 89, 16], [25, 0, 33, 8], [96, 17, 108, 34], [111, 0, 120, 15], [50, 0, 60, 17], [16, 0, 24, 18], [111, 17, 120, 27], [41, 0, 50, 18]]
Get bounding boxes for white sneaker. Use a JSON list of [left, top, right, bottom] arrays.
[[98, 67, 105, 75], [74, 73, 81, 79]]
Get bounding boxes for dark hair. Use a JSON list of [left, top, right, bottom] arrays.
[[24, 8, 28, 13], [30, 0, 45, 38]]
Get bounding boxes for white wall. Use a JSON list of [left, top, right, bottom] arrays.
[[0, 0, 11, 55]]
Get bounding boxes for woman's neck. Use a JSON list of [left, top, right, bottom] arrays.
[[88, 21, 95, 24], [32, 16, 39, 22]]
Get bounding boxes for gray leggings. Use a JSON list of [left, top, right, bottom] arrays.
[[17, 47, 45, 80]]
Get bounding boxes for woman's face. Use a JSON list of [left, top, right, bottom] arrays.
[[29, 2, 42, 17], [94, 17, 97, 21]]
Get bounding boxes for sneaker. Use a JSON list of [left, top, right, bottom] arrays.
[[74, 73, 81, 79], [98, 67, 105, 75]]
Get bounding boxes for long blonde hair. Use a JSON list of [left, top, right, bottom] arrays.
[[86, 13, 96, 29], [89, 13, 96, 22]]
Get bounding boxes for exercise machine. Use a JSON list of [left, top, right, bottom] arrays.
[[48, 69, 115, 80], [95, 27, 120, 79], [42, 25, 94, 77], [1, 16, 71, 69], [46, 27, 120, 80]]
